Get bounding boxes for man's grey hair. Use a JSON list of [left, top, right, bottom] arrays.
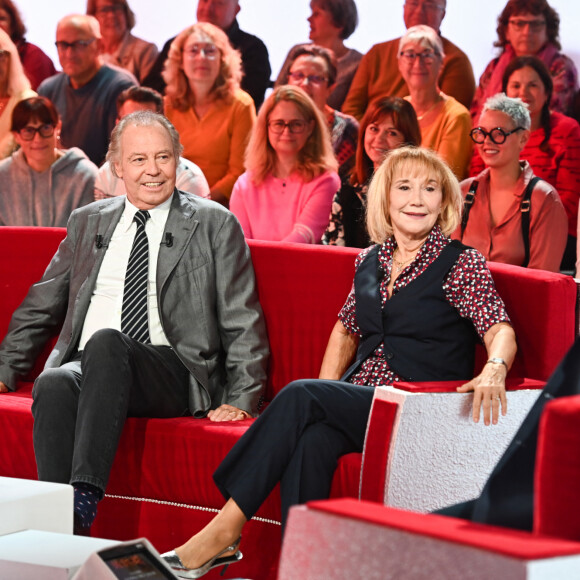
[[481, 93, 531, 130], [106, 111, 184, 177]]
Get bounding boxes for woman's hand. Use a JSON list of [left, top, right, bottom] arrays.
[[457, 363, 507, 425], [457, 322, 516, 426], [0, 381, 9, 393], [208, 405, 251, 422]]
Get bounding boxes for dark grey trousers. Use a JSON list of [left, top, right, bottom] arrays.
[[31, 328, 190, 492]]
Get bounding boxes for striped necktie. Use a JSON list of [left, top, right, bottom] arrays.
[[121, 210, 151, 343]]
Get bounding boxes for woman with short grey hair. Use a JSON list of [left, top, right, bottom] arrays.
[[397, 24, 472, 180], [456, 93, 567, 272]]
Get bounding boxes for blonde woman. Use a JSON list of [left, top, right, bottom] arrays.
[[230, 84, 339, 243], [0, 27, 35, 159], [163, 22, 255, 205], [162, 147, 516, 578]]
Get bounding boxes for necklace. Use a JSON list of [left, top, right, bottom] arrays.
[[414, 93, 443, 121], [392, 240, 427, 274]]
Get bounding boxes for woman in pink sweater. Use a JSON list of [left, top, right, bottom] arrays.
[[230, 85, 339, 243]]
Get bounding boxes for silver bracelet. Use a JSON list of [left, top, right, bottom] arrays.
[[486, 357, 508, 370]]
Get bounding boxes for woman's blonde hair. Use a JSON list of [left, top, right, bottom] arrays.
[[245, 85, 337, 185], [366, 146, 462, 243], [163, 22, 242, 111]]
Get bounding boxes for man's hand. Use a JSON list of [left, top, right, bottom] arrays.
[[207, 404, 250, 422], [457, 362, 507, 426], [0, 381, 10, 394]]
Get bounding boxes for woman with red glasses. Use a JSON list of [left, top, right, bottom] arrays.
[[470, 0, 578, 121], [455, 93, 566, 272]]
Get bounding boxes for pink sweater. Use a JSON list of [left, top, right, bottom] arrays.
[[230, 170, 340, 243]]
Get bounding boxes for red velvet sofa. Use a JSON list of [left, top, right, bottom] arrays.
[[280, 394, 580, 579], [0, 227, 577, 580]]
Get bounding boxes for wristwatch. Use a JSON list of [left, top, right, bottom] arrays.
[[486, 357, 508, 370]]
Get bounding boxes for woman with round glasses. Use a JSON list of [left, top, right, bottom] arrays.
[[470, 0, 577, 121], [0, 96, 97, 226], [164, 22, 255, 206], [276, 45, 358, 173], [275, 0, 361, 111], [397, 25, 472, 180], [229, 85, 339, 243], [470, 56, 580, 271], [455, 93, 566, 272], [0, 27, 34, 159], [323, 96, 421, 247], [86, 0, 157, 83]]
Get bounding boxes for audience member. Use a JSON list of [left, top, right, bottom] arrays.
[[143, 0, 271, 110], [343, 0, 475, 120], [471, 56, 580, 271], [38, 14, 137, 167], [95, 86, 210, 200], [0, 110, 269, 535], [164, 22, 255, 205], [456, 93, 567, 272], [323, 97, 421, 247], [0, 96, 96, 226], [275, 0, 362, 110], [0, 27, 34, 159], [230, 85, 339, 243], [470, 0, 578, 121], [161, 146, 515, 578], [0, 0, 56, 90], [276, 45, 358, 173], [86, 0, 158, 83], [398, 25, 472, 180]]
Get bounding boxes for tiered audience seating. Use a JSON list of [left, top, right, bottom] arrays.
[[0, 227, 577, 580]]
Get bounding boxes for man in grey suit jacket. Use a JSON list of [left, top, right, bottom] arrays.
[[0, 111, 269, 533]]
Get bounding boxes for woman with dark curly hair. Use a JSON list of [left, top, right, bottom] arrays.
[[470, 0, 578, 120], [163, 22, 255, 205], [0, 0, 56, 90]]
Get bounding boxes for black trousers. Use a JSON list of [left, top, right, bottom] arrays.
[[213, 379, 375, 526], [31, 328, 190, 492]]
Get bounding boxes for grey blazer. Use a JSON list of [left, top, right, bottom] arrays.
[[0, 190, 269, 416]]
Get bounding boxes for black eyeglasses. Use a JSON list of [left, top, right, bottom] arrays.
[[18, 124, 56, 141], [288, 71, 328, 86], [470, 126, 525, 145], [55, 39, 96, 52], [268, 119, 308, 134]]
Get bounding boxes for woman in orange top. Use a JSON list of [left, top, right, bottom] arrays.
[[163, 22, 255, 205]]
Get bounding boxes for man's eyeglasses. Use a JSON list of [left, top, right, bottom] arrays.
[[470, 126, 525, 145], [268, 119, 308, 134], [55, 39, 96, 52], [95, 5, 125, 15], [508, 18, 546, 32], [183, 44, 219, 59], [399, 50, 440, 64], [405, 0, 445, 11], [288, 71, 328, 86], [0, 49, 10, 61], [18, 124, 56, 141]]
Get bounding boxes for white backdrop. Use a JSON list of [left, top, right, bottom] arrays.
[[20, 0, 580, 87]]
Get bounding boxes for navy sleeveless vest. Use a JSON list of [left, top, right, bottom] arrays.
[[342, 241, 477, 383]]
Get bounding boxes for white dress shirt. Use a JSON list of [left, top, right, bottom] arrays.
[[79, 196, 172, 350]]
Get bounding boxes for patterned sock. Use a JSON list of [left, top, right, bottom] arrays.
[[73, 482, 101, 530]]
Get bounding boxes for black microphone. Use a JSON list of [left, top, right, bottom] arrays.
[[161, 233, 174, 247], [95, 235, 108, 249], [377, 265, 385, 280]]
